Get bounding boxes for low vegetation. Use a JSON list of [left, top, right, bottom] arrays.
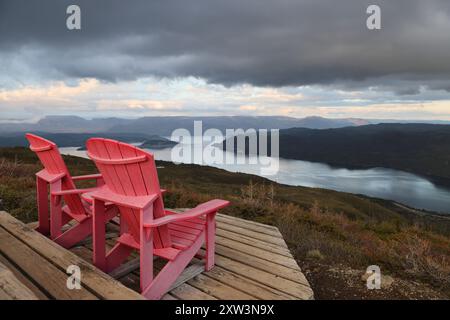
[[1, 147, 449, 298]]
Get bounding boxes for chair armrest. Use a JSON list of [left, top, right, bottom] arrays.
[[90, 188, 159, 210], [36, 170, 66, 183], [51, 187, 98, 196], [144, 199, 230, 228], [161, 189, 167, 194], [72, 173, 103, 181]]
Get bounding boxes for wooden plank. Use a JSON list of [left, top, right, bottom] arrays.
[[188, 274, 257, 300], [215, 236, 300, 270], [0, 289, 10, 300], [216, 215, 282, 237], [0, 261, 39, 300], [202, 265, 297, 300], [213, 254, 313, 300], [214, 246, 310, 286], [26, 221, 39, 229], [216, 222, 287, 247], [161, 293, 178, 300], [168, 263, 205, 292], [0, 254, 48, 300], [216, 228, 293, 257], [0, 227, 97, 299], [217, 213, 279, 231], [76, 232, 117, 247], [0, 211, 144, 300], [70, 246, 93, 262], [171, 210, 279, 232], [109, 258, 140, 279], [118, 273, 141, 292], [170, 283, 217, 300]]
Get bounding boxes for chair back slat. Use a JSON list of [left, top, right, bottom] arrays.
[[87, 138, 172, 247], [25, 133, 87, 217]]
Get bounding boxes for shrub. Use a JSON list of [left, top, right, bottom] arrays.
[[306, 249, 325, 261]]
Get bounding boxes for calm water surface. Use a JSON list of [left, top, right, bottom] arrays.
[[60, 145, 450, 214]]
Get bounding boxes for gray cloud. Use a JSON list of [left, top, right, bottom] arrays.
[[1, 0, 450, 92]]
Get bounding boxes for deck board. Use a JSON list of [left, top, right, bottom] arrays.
[[0, 210, 313, 300], [0, 211, 144, 300], [0, 228, 97, 299], [0, 254, 48, 300], [0, 260, 39, 300]]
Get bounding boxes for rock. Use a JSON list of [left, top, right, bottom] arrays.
[[361, 272, 395, 289], [381, 275, 395, 289], [361, 272, 370, 282]]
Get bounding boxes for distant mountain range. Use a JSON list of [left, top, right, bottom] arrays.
[[223, 123, 450, 183], [2, 115, 450, 135], [0, 115, 370, 134]]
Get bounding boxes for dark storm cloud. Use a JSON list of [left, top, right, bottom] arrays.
[[1, 0, 450, 90]]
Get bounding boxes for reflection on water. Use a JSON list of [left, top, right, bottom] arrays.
[[60, 145, 450, 214]]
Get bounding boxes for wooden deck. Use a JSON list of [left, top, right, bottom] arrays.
[[0, 211, 143, 300], [0, 210, 313, 300]]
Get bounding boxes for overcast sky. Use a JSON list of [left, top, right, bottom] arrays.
[[1, 0, 450, 121]]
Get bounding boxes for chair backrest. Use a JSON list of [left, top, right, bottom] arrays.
[[25, 133, 87, 217], [86, 138, 171, 248]]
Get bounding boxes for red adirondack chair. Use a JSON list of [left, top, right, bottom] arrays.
[[26, 133, 118, 248], [86, 138, 230, 300]]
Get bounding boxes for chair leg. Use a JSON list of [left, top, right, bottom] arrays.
[[142, 230, 205, 300], [205, 212, 216, 271], [139, 228, 153, 292], [36, 176, 49, 236], [93, 198, 106, 271], [49, 180, 62, 239]]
